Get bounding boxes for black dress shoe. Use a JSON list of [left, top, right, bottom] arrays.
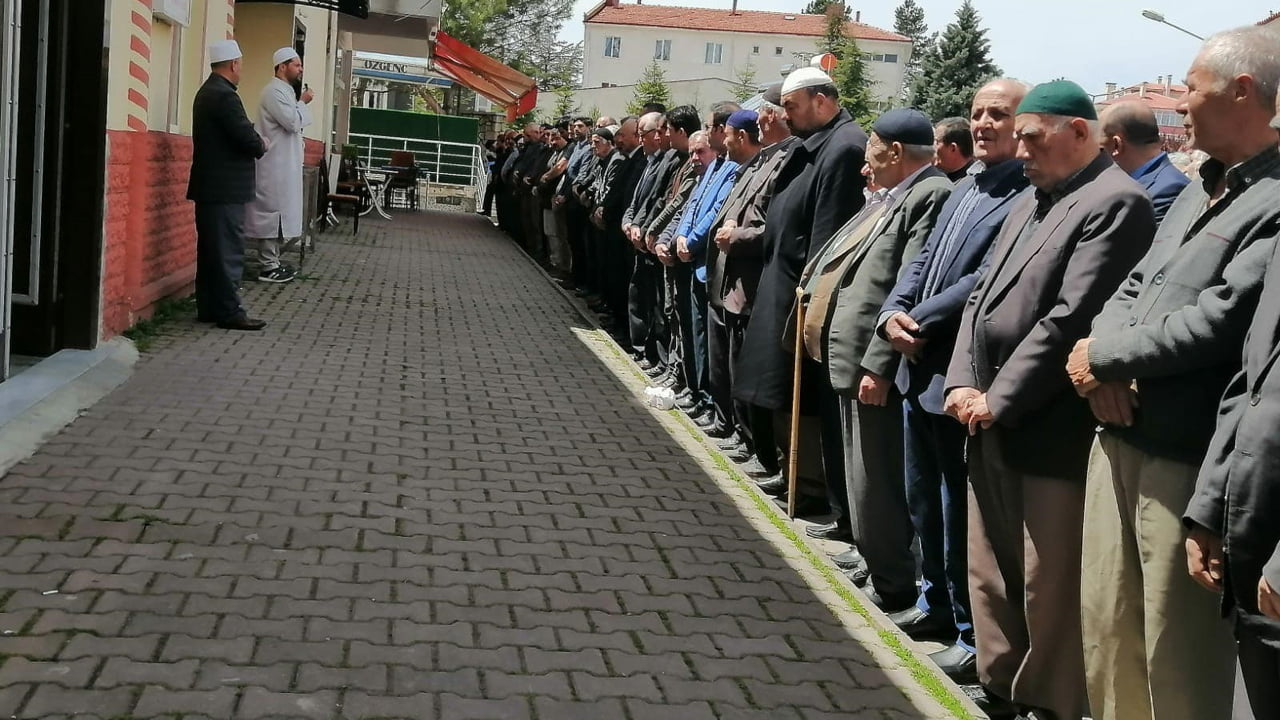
[[967, 687, 1019, 720], [738, 457, 776, 478], [830, 548, 864, 569], [217, 315, 267, 331], [703, 422, 734, 440], [644, 363, 667, 378], [716, 434, 744, 450], [755, 473, 787, 496], [929, 643, 977, 684], [677, 395, 700, 411], [690, 406, 716, 426], [804, 521, 854, 542], [842, 563, 869, 587], [772, 493, 829, 517], [725, 446, 752, 463], [887, 606, 956, 641]]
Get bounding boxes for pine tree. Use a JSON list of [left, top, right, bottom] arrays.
[[892, 0, 930, 104], [553, 86, 577, 118], [627, 61, 673, 115], [814, 5, 874, 125], [911, 0, 999, 120], [732, 61, 760, 102], [801, 0, 847, 16]]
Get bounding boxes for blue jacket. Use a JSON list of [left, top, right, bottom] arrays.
[[878, 159, 1030, 413], [1132, 152, 1189, 224], [674, 156, 740, 282]]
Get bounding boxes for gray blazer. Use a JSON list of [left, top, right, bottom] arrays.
[[1186, 231, 1280, 647], [1090, 148, 1280, 465], [821, 168, 952, 394], [946, 154, 1156, 478]]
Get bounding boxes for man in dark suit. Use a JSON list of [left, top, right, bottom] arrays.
[[1099, 101, 1189, 222], [188, 40, 267, 331], [595, 117, 645, 331], [622, 111, 672, 369], [1070, 29, 1280, 720], [707, 88, 796, 473], [801, 109, 952, 613], [733, 67, 867, 516], [944, 81, 1156, 720], [877, 79, 1030, 680]]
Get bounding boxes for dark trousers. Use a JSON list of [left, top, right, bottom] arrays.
[[482, 176, 497, 215], [194, 202, 247, 322], [905, 394, 973, 647], [628, 254, 665, 362], [842, 392, 916, 610], [689, 275, 712, 407], [1234, 621, 1280, 720], [521, 193, 545, 259], [747, 402, 781, 475], [670, 262, 697, 390], [814, 366, 849, 531], [605, 229, 632, 326], [708, 305, 749, 436], [567, 205, 589, 288]]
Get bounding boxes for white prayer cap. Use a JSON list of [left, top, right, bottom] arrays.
[[781, 67, 834, 96], [209, 39, 242, 64], [273, 46, 300, 66]]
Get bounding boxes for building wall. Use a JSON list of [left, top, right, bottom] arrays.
[[582, 23, 909, 104], [537, 77, 740, 119], [100, 0, 334, 338]]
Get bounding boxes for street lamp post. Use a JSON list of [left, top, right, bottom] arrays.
[[1141, 9, 1206, 40]]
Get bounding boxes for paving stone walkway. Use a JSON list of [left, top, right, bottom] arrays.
[[0, 211, 968, 720]]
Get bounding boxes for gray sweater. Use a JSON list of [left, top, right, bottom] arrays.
[[1088, 146, 1280, 464]]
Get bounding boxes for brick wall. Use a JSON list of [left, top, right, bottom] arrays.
[[101, 132, 327, 337], [102, 130, 197, 337]]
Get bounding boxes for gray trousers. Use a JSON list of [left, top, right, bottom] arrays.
[[251, 224, 285, 272], [194, 203, 247, 322], [840, 392, 916, 607], [1235, 623, 1279, 719]]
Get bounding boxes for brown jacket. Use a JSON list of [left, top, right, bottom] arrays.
[[946, 153, 1156, 477]]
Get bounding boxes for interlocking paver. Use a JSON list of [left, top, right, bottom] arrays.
[[0, 212, 965, 718]]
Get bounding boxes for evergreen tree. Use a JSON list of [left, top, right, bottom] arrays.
[[732, 61, 760, 102], [892, 0, 931, 104], [911, 0, 999, 120], [553, 86, 577, 118], [814, 6, 874, 124], [802, 0, 847, 16], [627, 61, 673, 115]]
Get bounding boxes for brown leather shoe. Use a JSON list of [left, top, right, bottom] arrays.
[[216, 315, 266, 331]]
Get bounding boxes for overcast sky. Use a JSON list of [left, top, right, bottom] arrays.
[[559, 0, 1274, 95]]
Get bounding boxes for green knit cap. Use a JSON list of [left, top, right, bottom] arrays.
[[1016, 80, 1097, 120]]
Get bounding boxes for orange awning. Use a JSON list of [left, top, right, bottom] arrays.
[[432, 31, 538, 123]]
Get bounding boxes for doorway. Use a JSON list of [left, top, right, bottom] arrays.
[[5, 0, 109, 376]]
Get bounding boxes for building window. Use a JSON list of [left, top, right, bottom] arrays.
[[752, 45, 759, 54], [654, 39, 671, 61], [775, 46, 783, 55], [148, 13, 183, 132], [704, 42, 723, 64], [604, 36, 621, 58], [883, 53, 898, 63]]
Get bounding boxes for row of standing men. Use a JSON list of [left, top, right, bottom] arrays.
[[488, 24, 1280, 720]]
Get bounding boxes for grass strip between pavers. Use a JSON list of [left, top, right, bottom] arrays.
[[591, 330, 973, 720]]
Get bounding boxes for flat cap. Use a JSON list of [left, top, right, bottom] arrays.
[[592, 127, 615, 142], [727, 109, 759, 134], [1017, 79, 1097, 120], [781, 67, 834, 96], [762, 83, 782, 105], [872, 108, 934, 146]]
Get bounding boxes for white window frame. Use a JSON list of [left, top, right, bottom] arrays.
[[604, 36, 621, 58], [654, 39, 671, 61], [882, 53, 898, 63], [704, 42, 723, 64]]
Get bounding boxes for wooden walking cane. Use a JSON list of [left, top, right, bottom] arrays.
[[787, 286, 805, 519]]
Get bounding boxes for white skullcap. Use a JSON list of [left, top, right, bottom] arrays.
[[781, 66, 834, 96], [209, 39, 242, 64], [273, 46, 300, 66]]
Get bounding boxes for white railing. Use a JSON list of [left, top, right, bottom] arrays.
[[346, 132, 486, 203]]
